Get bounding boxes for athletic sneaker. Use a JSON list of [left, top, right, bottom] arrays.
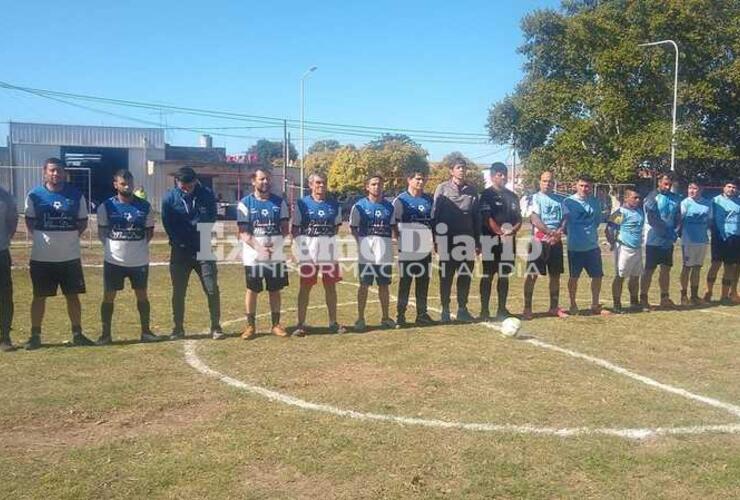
[[211, 327, 226, 341], [381, 318, 396, 329], [169, 330, 185, 341], [141, 331, 164, 343], [241, 324, 256, 340], [702, 292, 713, 304], [680, 295, 690, 307], [439, 309, 451, 323], [73, 333, 96, 347], [521, 309, 533, 321], [478, 309, 492, 321], [271, 324, 289, 337], [590, 304, 611, 316], [24, 335, 41, 351], [328, 323, 347, 334], [415, 313, 437, 326], [354, 319, 367, 332], [292, 325, 308, 337], [660, 297, 676, 309], [720, 296, 733, 306], [455, 308, 475, 323], [95, 335, 112, 346], [495, 308, 513, 321], [0, 337, 15, 352], [690, 296, 702, 306], [548, 308, 569, 319], [395, 314, 408, 329]]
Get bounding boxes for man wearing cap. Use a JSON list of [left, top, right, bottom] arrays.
[[24, 158, 94, 349], [0, 183, 17, 352], [161, 166, 223, 339]]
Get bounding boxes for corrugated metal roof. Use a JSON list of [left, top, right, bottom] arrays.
[[9, 122, 165, 149]]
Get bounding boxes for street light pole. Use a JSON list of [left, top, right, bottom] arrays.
[[639, 40, 679, 172], [300, 66, 318, 196]]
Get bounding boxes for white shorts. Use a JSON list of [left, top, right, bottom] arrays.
[[357, 236, 393, 265], [681, 244, 707, 268], [614, 243, 642, 278]]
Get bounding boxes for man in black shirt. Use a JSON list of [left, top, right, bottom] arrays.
[[479, 162, 521, 320]]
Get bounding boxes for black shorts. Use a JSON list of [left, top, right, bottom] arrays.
[[527, 240, 564, 276], [104, 262, 149, 292], [245, 263, 289, 293], [645, 245, 673, 270], [398, 254, 432, 279], [0, 249, 11, 291], [30, 259, 86, 297], [714, 235, 740, 264], [358, 263, 393, 286]]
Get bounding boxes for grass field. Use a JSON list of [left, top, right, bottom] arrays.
[[1, 239, 739, 499]]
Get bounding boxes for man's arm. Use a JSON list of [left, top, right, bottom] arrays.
[[644, 191, 667, 235], [349, 204, 361, 244], [97, 203, 108, 244], [290, 199, 302, 238], [77, 195, 89, 236]]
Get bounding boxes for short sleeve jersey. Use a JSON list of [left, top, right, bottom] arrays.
[[562, 194, 601, 252], [479, 187, 521, 237], [237, 193, 289, 265], [608, 206, 644, 249], [644, 189, 681, 248], [25, 184, 88, 262], [349, 198, 395, 238], [531, 192, 565, 231], [97, 196, 155, 267], [393, 191, 433, 257], [712, 194, 740, 240], [293, 196, 341, 237], [680, 197, 712, 245]]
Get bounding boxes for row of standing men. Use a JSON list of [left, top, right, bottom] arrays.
[[0, 158, 737, 351]]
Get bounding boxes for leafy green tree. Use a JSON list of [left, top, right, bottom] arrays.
[[303, 149, 339, 178], [327, 146, 365, 194], [308, 140, 341, 154], [367, 133, 422, 151], [247, 139, 298, 168], [427, 152, 485, 193], [487, 0, 740, 184]]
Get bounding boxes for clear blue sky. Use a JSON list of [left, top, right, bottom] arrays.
[[1, 0, 560, 162]]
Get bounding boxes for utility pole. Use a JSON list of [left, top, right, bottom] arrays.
[[283, 119, 288, 197]]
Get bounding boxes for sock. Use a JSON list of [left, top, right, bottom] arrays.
[[137, 300, 151, 334], [640, 293, 648, 303], [630, 294, 639, 305], [71, 325, 82, 336], [524, 293, 533, 310], [271, 312, 280, 327], [100, 302, 114, 337], [549, 292, 559, 311], [660, 292, 669, 299], [247, 313, 256, 327], [690, 286, 699, 298], [31, 326, 41, 337], [681, 289, 688, 297], [497, 277, 510, 313]]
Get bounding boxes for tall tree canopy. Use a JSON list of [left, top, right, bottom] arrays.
[[247, 139, 298, 168], [487, 0, 740, 184]]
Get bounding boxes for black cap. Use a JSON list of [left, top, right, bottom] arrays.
[[175, 166, 197, 183]]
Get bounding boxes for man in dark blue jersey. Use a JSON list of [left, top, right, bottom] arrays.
[[392, 169, 436, 327], [23, 158, 94, 349], [96, 170, 163, 344], [238, 168, 290, 339], [292, 172, 345, 336]]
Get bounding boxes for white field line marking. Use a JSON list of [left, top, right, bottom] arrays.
[[338, 280, 740, 419], [183, 341, 740, 440], [698, 308, 740, 319]]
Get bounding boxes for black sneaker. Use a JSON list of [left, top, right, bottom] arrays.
[[25, 335, 41, 351], [328, 323, 347, 334], [395, 315, 408, 329], [478, 309, 492, 322], [455, 308, 475, 323], [72, 333, 96, 347], [169, 330, 185, 341], [141, 331, 164, 343], [439, 309, 452, 323], [95, 335, 112, 346], [0, 337, 15, 352], [210, 327, 226, 340], [415, 313, 437, 326], [495, 309, 513, 321]]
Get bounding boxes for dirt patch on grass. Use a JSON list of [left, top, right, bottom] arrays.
[[240, 461, 342, 499], [2, 397, 224, 453]]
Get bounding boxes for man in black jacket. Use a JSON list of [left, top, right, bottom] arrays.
[[161, 167, 223, 340]]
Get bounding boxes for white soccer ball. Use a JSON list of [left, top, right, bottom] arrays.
[[500, 317, 521, 337]]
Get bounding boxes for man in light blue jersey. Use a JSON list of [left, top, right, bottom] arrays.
[[292, 172, 345, 336], [523, 170, 568, 320], [641, 173, 681, 309], [705, 179, 739, 305], [562, 174, 609, 316], [678, 182, 712, 306], [606, 189, 644, 313]]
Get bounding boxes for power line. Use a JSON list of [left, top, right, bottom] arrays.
[[0, 81, 492, 142]]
